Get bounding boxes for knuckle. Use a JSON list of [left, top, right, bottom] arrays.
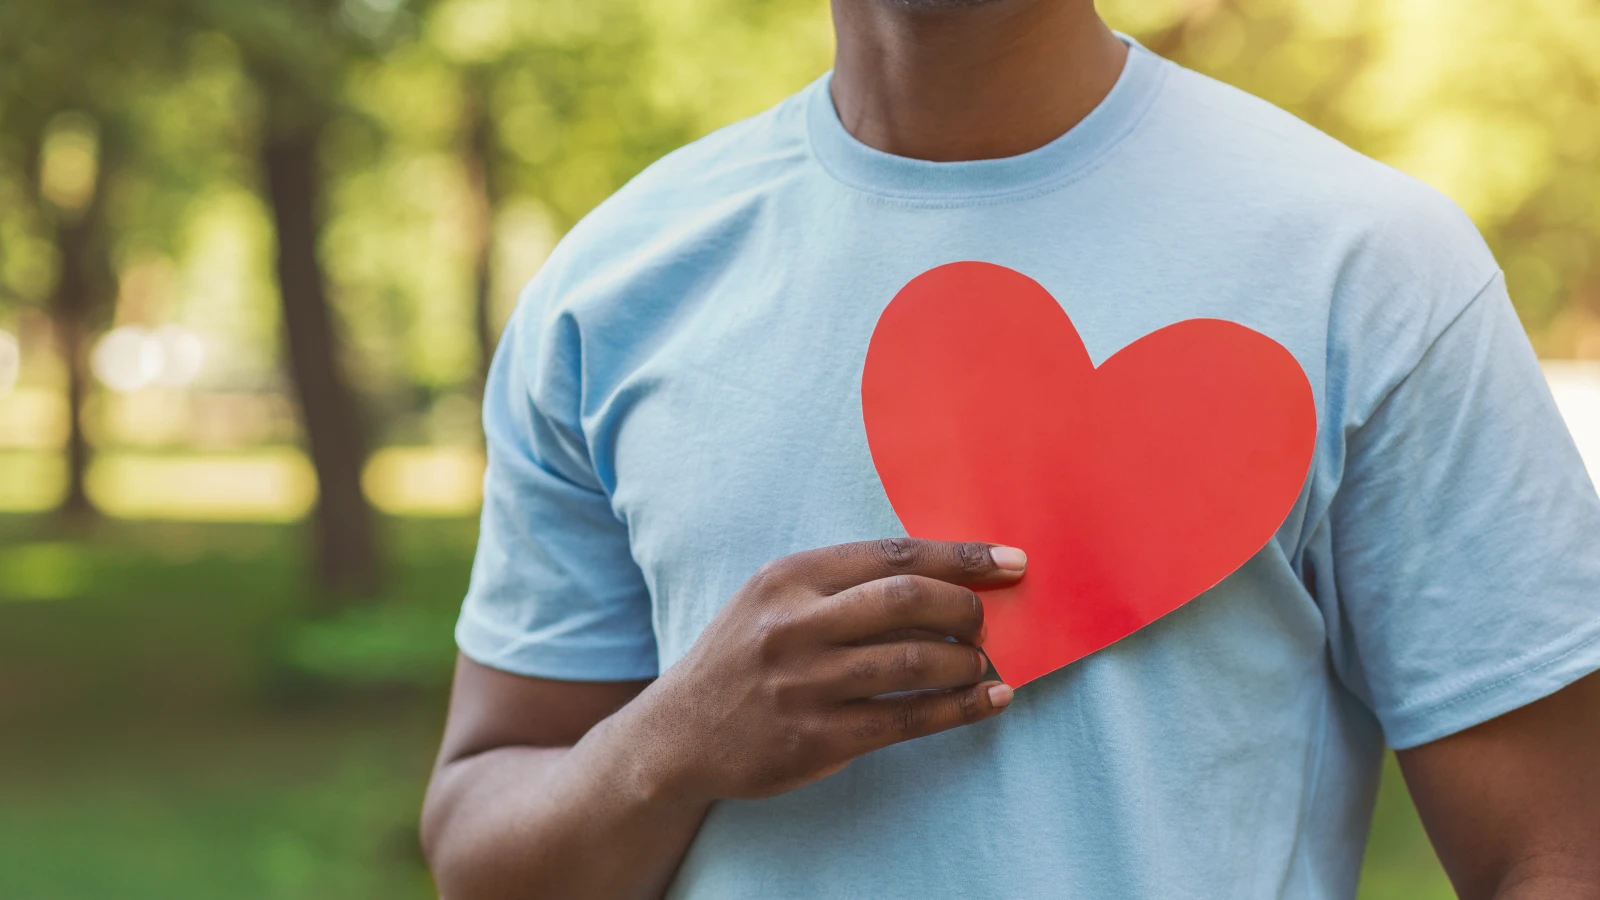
[[892, 695, 923, 736], [776, 722, 805, 762], [748, 558, 792, 592], [880, 574, 921, 612], [751, 611, 800, 660], [895, 641, 928, 677], [846, 654, 882, 684], [955, 687, 981, 721], [782, 718, 812, 752], [965, 589, 984, 627], [877, 537, 920, 569], [784, 716, 831, 763], [955, 542, 991, 574], [851, 713, 887, 742], [766, 671, 808, 709]]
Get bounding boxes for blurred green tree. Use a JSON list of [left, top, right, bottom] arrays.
[[422, 0, 833, 383], [0, 0, 189, 522], [181, 0, 432, 598], [424, 0, 699, 389], [1103, 0, 1600, 350]]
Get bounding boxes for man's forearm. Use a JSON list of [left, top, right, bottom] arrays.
[[422, 703, 712, 900]]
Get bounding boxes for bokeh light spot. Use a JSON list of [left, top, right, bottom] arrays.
[[0, 330, 19, 396]]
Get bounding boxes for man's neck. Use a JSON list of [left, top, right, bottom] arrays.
[[829, 0, 1128, 163]]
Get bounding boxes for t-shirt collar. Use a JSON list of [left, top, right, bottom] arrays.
[[805, 36, 1166, 202]]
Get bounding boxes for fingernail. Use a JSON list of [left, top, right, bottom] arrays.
[[987, 684, 1013, 708], [975, 623, 988, 646], [975, 650, 989, 675], [989, 546, 1026, 571]]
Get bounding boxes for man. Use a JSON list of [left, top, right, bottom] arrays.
[[420, 1, 1600, 897]]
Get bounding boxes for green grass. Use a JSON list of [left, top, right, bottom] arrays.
[[0, 515, 1455, 899], [0, 708, 440, 900]]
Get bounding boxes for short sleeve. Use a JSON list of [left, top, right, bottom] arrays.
[[455, 284, 659, 682], [1328, 272, 1600, 749]]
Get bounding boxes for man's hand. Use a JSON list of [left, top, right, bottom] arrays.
[[623, 537, 1025, 801], [421, 537, 1025, 900]]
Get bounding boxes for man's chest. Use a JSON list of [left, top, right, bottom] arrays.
[[584, 235, 1334, 664]]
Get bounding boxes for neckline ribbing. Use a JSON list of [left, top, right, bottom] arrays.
[[805, 37, 1166, 203]]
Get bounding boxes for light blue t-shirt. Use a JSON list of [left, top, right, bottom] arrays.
[[458, 40, 1600, 899]]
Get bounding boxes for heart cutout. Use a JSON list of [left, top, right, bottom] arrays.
[[861, 262, 1316, 686]]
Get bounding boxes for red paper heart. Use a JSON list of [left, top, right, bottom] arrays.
[[861, 262, 1316, 686]]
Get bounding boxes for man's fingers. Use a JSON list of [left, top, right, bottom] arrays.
[[785, 537, 1026, 595], [854, 628, 949, 645], [842, 680, 1013, 754], [827, 639, 989, 699], [818, 574, 986, 644]]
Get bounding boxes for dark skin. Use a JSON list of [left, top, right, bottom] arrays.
[[424, 539, 1024, 899], [1399, 672, 1600, 899], [422, 2, 1600, 898]]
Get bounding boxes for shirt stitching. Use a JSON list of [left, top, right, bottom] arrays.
[[1386, 621, 1600, 725]]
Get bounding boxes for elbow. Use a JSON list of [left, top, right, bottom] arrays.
[[1484, 849, 1600, 900], [419, 761, 526, 900], [419, 769, 464, 895]]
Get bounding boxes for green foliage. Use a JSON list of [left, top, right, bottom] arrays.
[[1102, 0, 1600, 350], [3, 0, 1596, 402]]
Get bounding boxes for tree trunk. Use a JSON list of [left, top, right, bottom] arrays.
[[259, 116, 380, 599], [50, 209, 100, 522], [462, 72, 499, 395], [42, 124, 114, 526]]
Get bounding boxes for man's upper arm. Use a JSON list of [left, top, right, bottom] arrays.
[[457, 280, 658, 683], [1396, 670, 1600, 899], [1321, 269, 1600, 894], [436, 655, 649, 763]]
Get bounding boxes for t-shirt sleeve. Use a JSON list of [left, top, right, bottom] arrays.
[[1327, 272, 1600, 749], [454, 282, 659, 682]]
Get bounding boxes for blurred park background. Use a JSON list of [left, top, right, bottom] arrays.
[[2, 0, 1598, 897]]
